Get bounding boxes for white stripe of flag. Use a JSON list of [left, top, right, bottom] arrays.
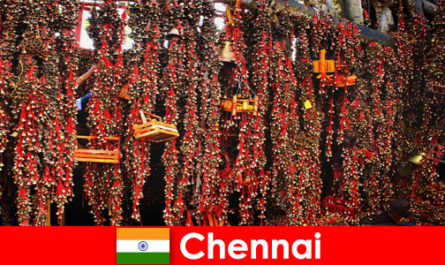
[[116, 240, 170, 253]]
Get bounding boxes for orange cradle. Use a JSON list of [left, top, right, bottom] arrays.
[[313, 49, 335, 76], [74, 136, 120, 164], [220, 95, 258, 116], [324, 71, 357, 87], [313, 49, 357, 88], [133, 110, 179, 142]]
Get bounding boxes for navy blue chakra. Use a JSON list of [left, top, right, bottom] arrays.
[[138, 241, 148, 251]]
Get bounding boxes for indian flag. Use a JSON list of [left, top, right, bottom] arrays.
[[116, 228, 170, 264]]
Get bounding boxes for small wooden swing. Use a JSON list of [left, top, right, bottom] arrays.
[[221, 79, 258, 116], [74, 136, 120, 164], [313, 49, 335, 76], [221, 95, 258, 116], [313, 49, 357, 87], [133, 110, 179, 142], [323, 66, 357, 87]]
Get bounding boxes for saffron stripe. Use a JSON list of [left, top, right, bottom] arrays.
[[117, 228, 169, 240], [116, 252, 169, 264]]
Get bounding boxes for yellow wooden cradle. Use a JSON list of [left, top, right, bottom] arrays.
[[313, 49, 335, 75], [221, 95, 258, 116], [74, 136, 120, 164], [133, 110, 179, 142], [324, 72, 357, 87], [313, 49, 357, 88]]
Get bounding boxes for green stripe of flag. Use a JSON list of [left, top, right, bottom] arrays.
[[116, 252, 170, 264]]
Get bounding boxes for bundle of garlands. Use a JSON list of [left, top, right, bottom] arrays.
[[194, 0, 224, 225], [244, 0, 273, 225], [123, 0, 161, 223], [84, 0, 126, 225], [408, 0, 445, 224], [160, 0, 187, 226], [214, 0, 271, 225], [0, 0, 79, 226]]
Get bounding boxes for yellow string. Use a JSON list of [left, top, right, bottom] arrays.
[[226, 8, 234, 26]]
